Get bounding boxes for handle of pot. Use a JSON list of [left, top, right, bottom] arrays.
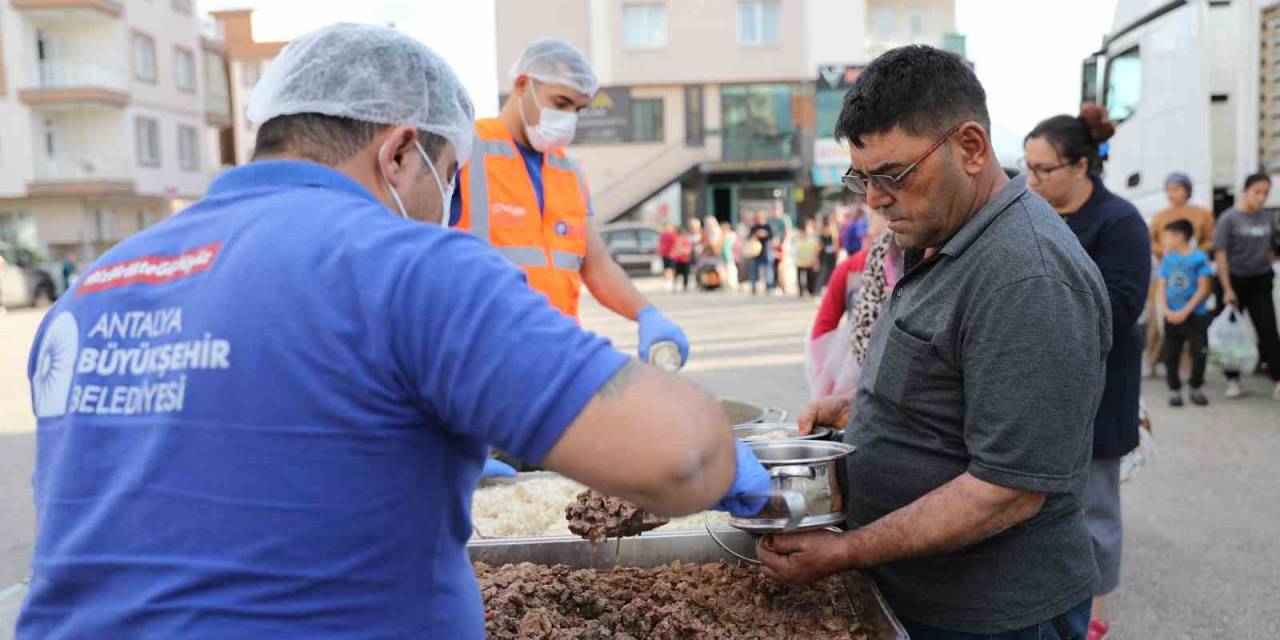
[[703, 512, 761, 565], [762, 407, 788, 422]]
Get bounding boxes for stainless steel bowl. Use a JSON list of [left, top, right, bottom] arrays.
[[733, 422, 831, 442], [718, 398, 786, 426], [729, 440, 855, 533]]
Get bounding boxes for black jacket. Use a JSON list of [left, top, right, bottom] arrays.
[[1060, 177, 1151, 459]]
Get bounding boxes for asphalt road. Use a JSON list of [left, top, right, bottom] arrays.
[[2, 284, 1278, 638]]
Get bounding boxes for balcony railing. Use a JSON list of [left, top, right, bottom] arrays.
[[35, 156, 132, 182], [33, 60, 129, 92], [721, 131, 799, 162]]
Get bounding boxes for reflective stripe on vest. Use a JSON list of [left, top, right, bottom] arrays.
[[498, 246, 550, 267], [551, 251, 584, 271]]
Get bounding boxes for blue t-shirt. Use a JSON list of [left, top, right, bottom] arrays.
[[1159, 249, 1214, 315], [449, 142, 592, 226], [19, 161, 629, 639]]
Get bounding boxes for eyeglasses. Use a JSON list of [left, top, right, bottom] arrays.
[[1016, 158, 1072, 182], [841, 123, 964, 197]]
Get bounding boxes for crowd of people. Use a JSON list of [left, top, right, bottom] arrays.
[[657, 204, 874, 297]]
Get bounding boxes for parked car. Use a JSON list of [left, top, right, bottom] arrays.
[[600, 222, 663, 276], [0, 241, 62, 308]]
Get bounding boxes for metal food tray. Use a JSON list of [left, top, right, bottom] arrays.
[[467, 529, 910, 640]]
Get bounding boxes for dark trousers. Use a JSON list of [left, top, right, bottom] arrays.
[[818, 253, 837, 290], [1164, 314, 1209, 390], [901, 599, 1091, 640], [672, 261, 691, 291], [1224, 273, 1280, 382], [797, 266, 817, 297]]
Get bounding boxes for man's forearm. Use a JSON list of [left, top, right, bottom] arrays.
[[836, 472, 1045, 570], [583, 256, 650, 320]]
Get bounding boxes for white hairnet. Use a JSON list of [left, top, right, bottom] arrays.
[[248, 23, 475, 161], [509, 38, 598, 96]]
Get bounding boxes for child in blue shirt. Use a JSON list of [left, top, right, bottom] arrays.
[[1158, 219, 1215, 406]]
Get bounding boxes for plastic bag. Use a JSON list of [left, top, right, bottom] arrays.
[[1208, 307, 1259, 373], [805, 323, 861, 400]]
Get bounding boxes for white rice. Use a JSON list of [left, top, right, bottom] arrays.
[[470, 476, 731, 539]]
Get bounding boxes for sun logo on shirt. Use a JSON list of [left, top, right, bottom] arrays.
[[32, 312, 79, 418]]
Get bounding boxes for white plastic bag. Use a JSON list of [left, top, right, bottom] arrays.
[[805, 323, 861, 400], [1208, 307, 1259, 373]]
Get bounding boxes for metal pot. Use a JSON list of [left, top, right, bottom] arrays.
[[729, 440, 855, 533], [733, 422, 831, 442], [718, 398, 786, 426]]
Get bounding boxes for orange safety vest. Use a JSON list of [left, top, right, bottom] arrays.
[[456, 118, 590, 318]]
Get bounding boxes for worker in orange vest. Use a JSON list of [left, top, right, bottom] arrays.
[[452, 38, 688, 366]]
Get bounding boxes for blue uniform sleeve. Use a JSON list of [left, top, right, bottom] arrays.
[[390, 231, 630, 463]]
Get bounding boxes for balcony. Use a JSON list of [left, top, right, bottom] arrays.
[[19, 61, 129, 109], [29, 155, 135, 197], [11, 0, 122, 19]]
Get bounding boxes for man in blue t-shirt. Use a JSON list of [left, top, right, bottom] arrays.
[[18, 25, 768, 640], [1158, 218, 1214, 407]]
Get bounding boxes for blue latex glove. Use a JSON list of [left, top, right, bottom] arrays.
[[637, 306, 689, 364], [480, 458, 517, 479], [712, 440, 772, 517]]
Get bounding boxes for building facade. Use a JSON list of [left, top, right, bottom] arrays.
[[495, 0, 963, 226], [0, 0, 234, 265], [210, 9, 284, 166]]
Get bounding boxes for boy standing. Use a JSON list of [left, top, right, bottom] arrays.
[[1158, 219, 1214, 406]]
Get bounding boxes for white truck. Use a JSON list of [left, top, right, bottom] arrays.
[[1083, 0, 1280, 220]]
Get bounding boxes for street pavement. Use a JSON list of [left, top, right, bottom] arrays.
[[2, 282, 1278, 638]]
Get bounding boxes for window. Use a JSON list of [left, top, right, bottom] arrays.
[[605, 230, 640, 252], [1103, 46, 1141, 123], [178, 125, 199, 171], [631, 99, 664, 142], [132, 32, 156, 83], [242, 59, 261, 87], [136, 117, 160, 167], [171, 0, 192, 14], [175, 47, 195, 93], [816, 88, 844, 140], [720, 84, 794, 160], [908, 6, 924, 39], [738, 1, 781, 46], [622, 4, 667, 49], [873, 6, 896, 41]]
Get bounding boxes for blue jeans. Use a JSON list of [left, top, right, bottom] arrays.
[[749, 256, 775, 293], [901, 598, 1091, 640]]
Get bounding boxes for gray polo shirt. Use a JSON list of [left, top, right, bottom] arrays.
[[843, 174, 1110, 634]]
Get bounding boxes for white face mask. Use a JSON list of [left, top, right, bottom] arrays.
[[519, 80, 578, 152], [381, 139, 454, 227]]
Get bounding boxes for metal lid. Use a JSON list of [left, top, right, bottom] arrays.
[[747, 440, 856, 465]]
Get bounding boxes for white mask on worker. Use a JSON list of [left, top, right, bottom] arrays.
[[381, 139, 454, 227], [520, 80, 578, 152]]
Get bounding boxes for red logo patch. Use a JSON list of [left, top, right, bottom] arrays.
[[77, 242, 222, 296]]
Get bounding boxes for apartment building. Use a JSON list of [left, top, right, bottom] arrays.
[[495, 0, 963, 226], [0, 0, 234, 265], [210, 9, 284, 166]]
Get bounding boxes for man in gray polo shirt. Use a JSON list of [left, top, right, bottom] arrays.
[[757, 46, 1111, 639]]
